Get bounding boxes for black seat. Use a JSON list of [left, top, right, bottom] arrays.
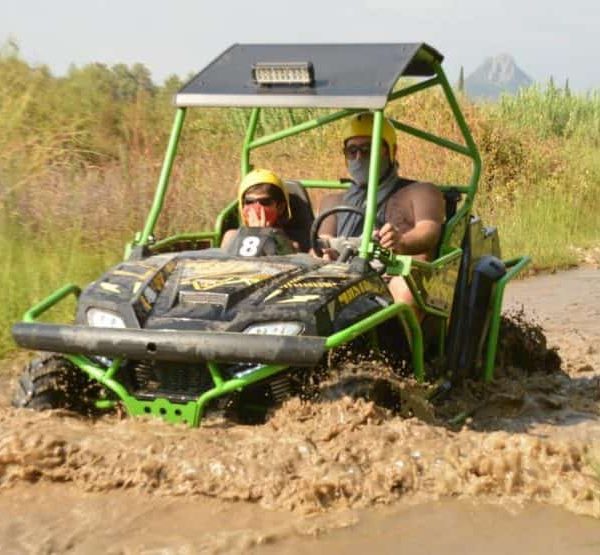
[[436, 187, 463, 257], [443, 188, 462, 222], [282, 180, 315, 252]]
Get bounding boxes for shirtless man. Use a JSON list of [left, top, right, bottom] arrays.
[[318, 112, 445, 304]]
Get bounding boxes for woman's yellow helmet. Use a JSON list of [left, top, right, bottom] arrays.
[[237, 168, 292, 219]]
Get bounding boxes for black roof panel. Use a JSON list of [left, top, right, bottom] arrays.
[[175, 43, 443, 109]]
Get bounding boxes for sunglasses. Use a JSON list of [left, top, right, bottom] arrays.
[[343, 144, 372, 159], [243, 196, 277, 207]]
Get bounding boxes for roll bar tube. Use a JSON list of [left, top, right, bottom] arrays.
[[138, 107, 187, 246]]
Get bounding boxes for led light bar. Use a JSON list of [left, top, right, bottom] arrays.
[[252, 61, 314, 86]]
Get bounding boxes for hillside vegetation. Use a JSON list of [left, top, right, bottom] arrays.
[[1, 44, 599, 357]]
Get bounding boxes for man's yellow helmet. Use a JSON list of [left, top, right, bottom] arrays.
[[342, 112, 397, 161], [237, 168, 292, 218]]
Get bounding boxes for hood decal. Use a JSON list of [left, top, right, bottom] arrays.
[[180, 259, 296, 292]]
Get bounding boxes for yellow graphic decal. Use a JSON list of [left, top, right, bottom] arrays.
[[281, 278, 340, 289], [113, 263, 160, 280], [100, 282, 121, 294], [113, 269, 153, 279], [265, 288, 283, 302], [112, 260, 175, 291], [181, 260, 293, 284], [163, 261, 177, 274], [338, 280, 387, 306], [276, 294, 321, 304], [190, 275, 271, 291], [151, 272, 165, 290], [138, 294, 152, 311]]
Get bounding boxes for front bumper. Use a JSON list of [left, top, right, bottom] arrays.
[[12, 323, 326, 366]]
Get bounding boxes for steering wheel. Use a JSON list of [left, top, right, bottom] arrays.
[[309, 205, 364, 258]]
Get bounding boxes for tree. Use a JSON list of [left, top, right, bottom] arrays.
[[111, 62, 155, 102], [130, 63, 155, 97], [0, 36, 20, 59], [163, 74, 183, 94], [63, 63, 123, 160], [457, 66, 465, 94]]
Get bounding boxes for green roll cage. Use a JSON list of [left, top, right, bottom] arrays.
[[135, 60, 479, 259]]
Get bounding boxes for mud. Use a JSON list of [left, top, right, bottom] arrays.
[[0, 266, 599, 553]]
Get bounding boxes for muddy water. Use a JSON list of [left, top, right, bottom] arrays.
[[505, 267, 600, 374], [0, 267, 599, 553], [1, 485, 599, 554]]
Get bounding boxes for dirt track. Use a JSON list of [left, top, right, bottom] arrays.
[[0, 267, 599, 553]]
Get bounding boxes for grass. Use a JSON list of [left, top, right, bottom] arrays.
[[0, 216, 121, 358], [477, 138, 600, 268]]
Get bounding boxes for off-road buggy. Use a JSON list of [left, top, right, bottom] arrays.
[[12, 44, 530, 426]]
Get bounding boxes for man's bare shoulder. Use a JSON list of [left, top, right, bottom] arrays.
[[386, 179, 445, 226], [392, 180, 444, 208], [386, 179, 442, 205], [395, 180, 443, 197]]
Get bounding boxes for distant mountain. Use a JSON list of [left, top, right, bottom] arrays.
[[465, 54, 533, 100]]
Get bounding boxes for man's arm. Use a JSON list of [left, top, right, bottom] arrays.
[[380, 183, 445, 258], [397, 219, 442, 256]]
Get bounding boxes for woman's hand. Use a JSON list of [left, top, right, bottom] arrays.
[[243, 204, 267, 227]]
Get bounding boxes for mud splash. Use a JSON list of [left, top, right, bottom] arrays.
[[0, 267, 599, 552], [1, 369, 599, 518]]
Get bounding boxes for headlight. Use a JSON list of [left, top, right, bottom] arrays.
[[86, 308, 126, 329], [243, 321, 303, 336]]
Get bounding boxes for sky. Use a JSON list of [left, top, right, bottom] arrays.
[[2, 0, 599, 91]]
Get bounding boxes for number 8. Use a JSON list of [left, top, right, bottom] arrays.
[[239, 236, 260, 256]]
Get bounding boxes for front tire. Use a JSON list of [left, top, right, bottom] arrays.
[[318, 366, 437, 421], [318, 368, 403, 413], [12, 355, 100, 414]]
